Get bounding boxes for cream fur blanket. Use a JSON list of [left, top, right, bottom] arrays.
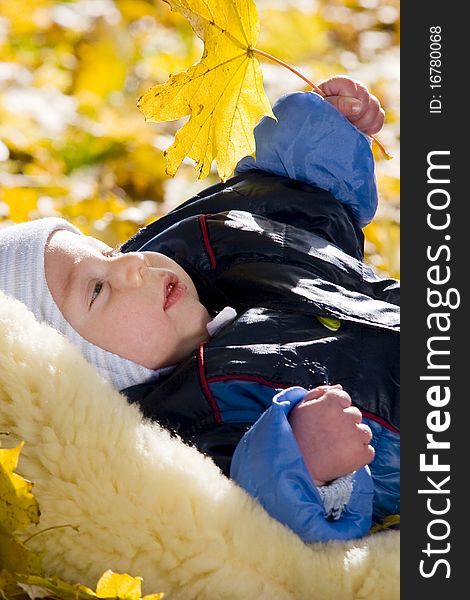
[[0, 292, 399, 599]]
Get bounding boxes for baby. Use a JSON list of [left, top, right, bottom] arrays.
[[0, 76, 398, 542]]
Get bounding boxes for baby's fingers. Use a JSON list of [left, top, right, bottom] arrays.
[[351, 94, 384, 135], [318, 75, 361, 99], [348, 428, 375, 472], [354, 445, 375, 471], [324, 94, 362, 120], [357, 422, 373, 444], [361, 440, 376, 466], [320, 75, 385, 136], [355, 423, 375, 467], [344, 405, 363, 423], [302, 383, 342, 403], [325, 93, 384, 135]]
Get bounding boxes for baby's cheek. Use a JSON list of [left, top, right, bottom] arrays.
[[141, 313, 172, 347], [117, 308, 168, 365]]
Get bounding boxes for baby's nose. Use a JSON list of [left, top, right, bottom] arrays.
[[109, 253, 146, 288]]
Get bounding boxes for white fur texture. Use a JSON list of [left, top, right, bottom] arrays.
[[0, 292, 399, 599]]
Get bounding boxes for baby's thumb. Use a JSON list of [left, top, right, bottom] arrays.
[[326, 95, 362, 119]]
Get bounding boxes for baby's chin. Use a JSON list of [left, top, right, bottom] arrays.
[[153, 303, 211, 368]]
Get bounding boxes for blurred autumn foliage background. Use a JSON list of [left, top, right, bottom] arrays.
[[0, 0, 400, 277]]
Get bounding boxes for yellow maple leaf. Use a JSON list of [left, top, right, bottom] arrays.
[[0, 443, 164, 599], [0, 443, 40, 534], [96, 571, 164, 600], [0, 443, 42, 576], [11, 571, 165, 600], [96, 571, 143, 600], [0, 530, 42, 575], [137, 0, 274, 181]]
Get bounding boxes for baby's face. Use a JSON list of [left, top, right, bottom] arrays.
[[44, 230, 210, 369]]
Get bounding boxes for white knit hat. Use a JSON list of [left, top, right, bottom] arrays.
[[0, 217, 164, 390]]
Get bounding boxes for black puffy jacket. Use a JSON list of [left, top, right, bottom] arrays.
[[121, 170, 400, 488]]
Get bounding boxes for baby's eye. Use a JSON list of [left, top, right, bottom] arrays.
[[90, 281, 103, 307]]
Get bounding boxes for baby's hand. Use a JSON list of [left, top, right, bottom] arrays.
[[318, 76, 385, 136], [288, 384, 375, 486]]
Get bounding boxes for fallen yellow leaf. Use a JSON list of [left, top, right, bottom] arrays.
[[0, 443, 40, 534], [0, 443, 42, 576], [138, 0, 274, 181], [0, 529, 42, 575], [96, 571, 164, 600], [96, 571, 142, 600]]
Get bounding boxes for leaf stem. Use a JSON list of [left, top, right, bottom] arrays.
[[252, 47, 391, 160], [23, 523, 80, 544], [252, 48, 325, 96]]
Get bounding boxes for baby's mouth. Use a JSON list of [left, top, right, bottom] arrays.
[[163, 274, 186, 310]]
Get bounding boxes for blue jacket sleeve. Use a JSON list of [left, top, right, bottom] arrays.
[[230, 387, 374, 542], [235, 92, 378, 228]]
